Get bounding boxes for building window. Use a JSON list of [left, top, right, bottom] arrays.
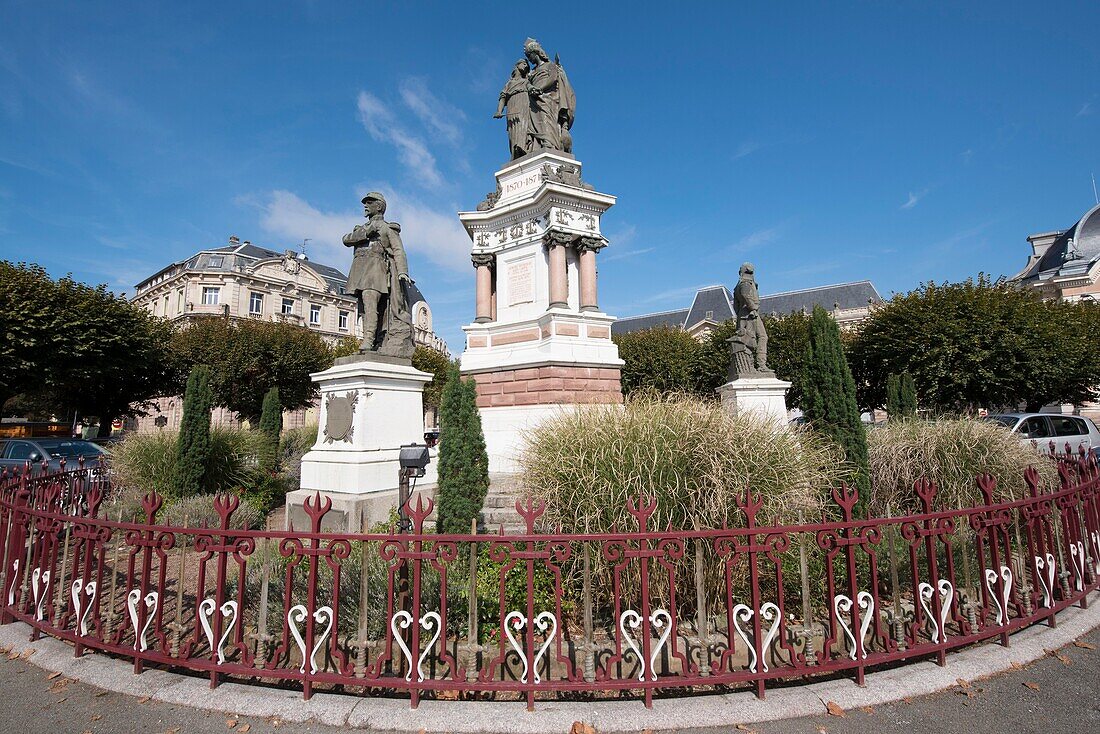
[[209, 255, 224, 268], [281, 298, 294, 315], [201, 287, 220, 306], [162, 295, 169, 314], [338, 310, 349, 331], [310, 304, 321, 325], [176, 289, 184, 313], [249, 292, 264, 315]]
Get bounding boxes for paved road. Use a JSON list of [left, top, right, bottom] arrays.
[[1, 627, 1098, 734]]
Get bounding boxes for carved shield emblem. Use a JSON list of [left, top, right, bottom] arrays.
[[323, 391, 360, 444]]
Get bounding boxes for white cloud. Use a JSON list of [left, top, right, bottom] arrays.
[[254, 189, 471, 274], [725, 224, 783, 258], [733, 141, 763, 160], [399, 77, 464, 145], [901, 189, 928, 210], [1076, 101, 1092, 118], [357, 91, 443, 188], [602, 246, 655, 263]]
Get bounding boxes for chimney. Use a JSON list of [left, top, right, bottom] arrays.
[[229, 235, 240, 246]]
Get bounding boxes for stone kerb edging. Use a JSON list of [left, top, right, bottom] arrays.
[[3, 596, 1098, 734]]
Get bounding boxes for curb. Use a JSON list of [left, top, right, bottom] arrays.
[[2, 599, 1099, 733]]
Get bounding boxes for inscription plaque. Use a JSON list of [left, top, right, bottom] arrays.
[[507, 257, 535, 306]]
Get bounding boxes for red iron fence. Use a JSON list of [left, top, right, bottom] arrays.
[[1, 452, 1098, 710]]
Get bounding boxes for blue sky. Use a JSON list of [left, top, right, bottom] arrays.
[[1, 2, 1098, 354]]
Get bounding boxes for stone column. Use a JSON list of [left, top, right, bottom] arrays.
[[576, 236, 607, 312], [472, 252, 495, 323], [545, 231, 573, 309]]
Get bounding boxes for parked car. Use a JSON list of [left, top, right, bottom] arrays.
[[0, 437, 107, 473], [982, 413, 1100, 458]]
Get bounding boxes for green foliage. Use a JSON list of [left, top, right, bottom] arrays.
[[801, 306, 871, 509], [257, 386, 282, 473], [108, 427, 265, 516], [866, 418, 1059, 516], [0, 261, 180, 433], [613, 326, 701, 395], [331, 336, 361, 360], [435, 365, 489, 534], [693, 319, 740, 394], [173, 365, 214, 497], [762, 311, 812, 409], [849, 276, 1100, 412], [472, 545, 565, 643], [412, 345, 453, 412], [160, 493, 265, 530], [886, 372, 918, 418], [279, 421, 317, 485], [173, 318, 332, 424]]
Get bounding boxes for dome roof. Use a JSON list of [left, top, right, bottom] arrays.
[[1028, 202, 1100, 281]]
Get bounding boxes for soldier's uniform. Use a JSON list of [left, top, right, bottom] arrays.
[[734, 272, 768, 370], [342, 192, 413, 355]]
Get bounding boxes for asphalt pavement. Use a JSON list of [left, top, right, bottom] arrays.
[[0, 626, 1097, 734]]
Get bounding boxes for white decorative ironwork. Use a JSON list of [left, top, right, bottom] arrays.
[[30, 568, 50, 622], [388, 610, 442, 683], [833, 592, 875, 660], [918, 579, 954, 644], [1034, 553, 1056, 609], [731, 601, 782, 672], [619, 608, 673, 681], [70, 579, 96, 636], [502, 611, 559, 684], [198, 599, 239, 664], [1091, 531, 1100, 574], [983, 566, 1013, 626], [126, 589, 158, 651], [287, 604, 334, 675], [1069, 541, 1086, 592], [6, 560, 18, 606]]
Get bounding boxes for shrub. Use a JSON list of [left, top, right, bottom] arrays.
[[279, 421, 317, 485], [801, 306, 870, 511], [522, 393, 848, 533], [173, 365, 214, 497], [613, 326, 701, 395], [435, 365, 489, 534], [866, 418, 1059, 516], [886, 372, 917, 419], [109, 427, 264, 501], [257, 386, 282, 474]]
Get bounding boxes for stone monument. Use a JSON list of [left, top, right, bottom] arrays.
[[461, 37, 623, 473], [716, 263, 791, 426], [289, 192, 436, 532]]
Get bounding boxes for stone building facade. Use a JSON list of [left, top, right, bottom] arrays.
[[129, 236, 448, 432]]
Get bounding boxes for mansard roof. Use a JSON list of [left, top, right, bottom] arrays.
[[1015, 202, 1100, 284]]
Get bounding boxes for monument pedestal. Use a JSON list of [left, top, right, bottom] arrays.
[[290, 355, 436, 532], [716, 376, 792, 427], [458, 150, 624, 473]]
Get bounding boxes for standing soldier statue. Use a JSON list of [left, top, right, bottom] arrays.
[[342, 191, 416, 360], [728, 262, 773, 379]]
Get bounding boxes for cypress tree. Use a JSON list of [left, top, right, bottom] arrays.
[[886, 373, 902, 418], [173, 365, 214, 497], [899, 372, 918, 417], [257, 386, 282, 474], [800, 306, 871, 511], [435, 365, 489, 534]]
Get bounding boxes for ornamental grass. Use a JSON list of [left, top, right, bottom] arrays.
[[865, 417, 1059, 516], [521, 393, 850, 532]]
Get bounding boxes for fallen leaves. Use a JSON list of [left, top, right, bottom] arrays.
[[138, 695, 151, 704], [46, 671, 63, 680], [226, 720, 237, 729], [1074, 640, 1096, 650], [238, 725, 251, 733], [825, 701, 846, 717], [570, 722, 597, 734], [1023, 682, 1040, 691], [48, 677, 72, 694]]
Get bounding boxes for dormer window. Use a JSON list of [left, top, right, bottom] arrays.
[[209, 255, 224, 268], [705, 310, 714, 321]]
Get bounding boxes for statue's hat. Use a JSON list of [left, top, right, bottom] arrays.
[[361, 191, 386, 205]]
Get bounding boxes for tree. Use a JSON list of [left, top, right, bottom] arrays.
[[173, 365, 214, 497], [435, 365, 489, 534], [613, 326, 701, 395], [693, 320, 739, 395], [412, 346, 453, 412], [886, 372, 917, 419], [761, 312, 811, 408], [801, 306, 870, 507], [173, 318, 333, 425], [848, 276, 1100, 412], [0, 261, 180, 434], [257, 386, 282, 474]]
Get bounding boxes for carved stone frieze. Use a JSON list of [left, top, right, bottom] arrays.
[[575, 236, 607, 253]]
